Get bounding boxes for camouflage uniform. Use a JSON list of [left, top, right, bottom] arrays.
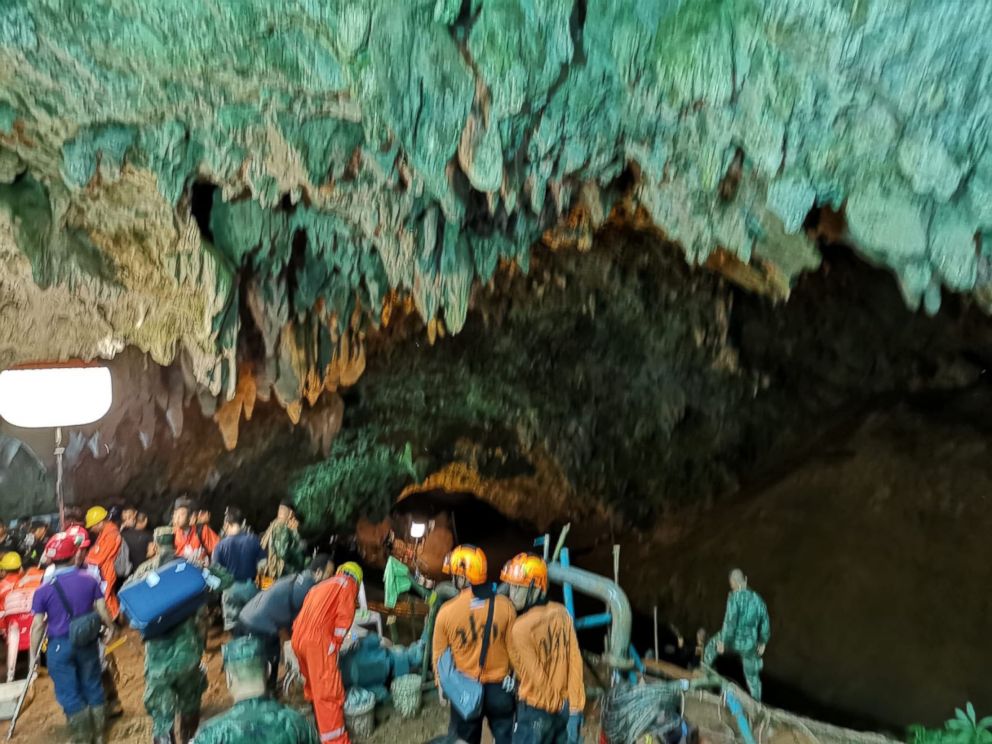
[[260, 521, 305, 580], [144, 616, 207, 739], [703, 587, 771, 700], [192, 635, 318, 744], [192, 697, 318, 743], [131, 528, 232, 742]]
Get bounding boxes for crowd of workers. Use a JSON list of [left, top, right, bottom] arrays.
[[0, 496, 771, 744]]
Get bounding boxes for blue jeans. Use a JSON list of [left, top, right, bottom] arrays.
[[512, 702, 569, 744], [47, 637, 105, 716], [449, 683, 515, 744]]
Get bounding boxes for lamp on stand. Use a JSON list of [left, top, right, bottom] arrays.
[[0, 363, 113, 529]]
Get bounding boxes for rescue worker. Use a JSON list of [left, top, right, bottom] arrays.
[[83, 506, 125, 718], [501, 554, 584, 744], [30, 529, 115, 743], [260, 499, 306, 582], [703, 568, 771, 701], [172, 497, 220, 566], [0, 523, 16, 553], [0, 551, 21, 604], [127, 527, 233, 744], [291, 562, 362, 744], [0, 552, 24, 680], [83, 506, 122, 619], [4, 559, 43, 682], [211, 507, 265, 631], [19, 521, 50, 567], [121, 511, 153, 576], [191, 636, 319, 744], [432, 545, 516, 744], [238, 554, 335, 694]]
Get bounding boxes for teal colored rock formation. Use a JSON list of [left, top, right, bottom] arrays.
[[1, 0, 990, 407]]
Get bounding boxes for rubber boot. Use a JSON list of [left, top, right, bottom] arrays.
[[90, 704, 107, 744], [67, 710, 94, 744], [101, 667, 124, 718], [176, 712, 200, 744]]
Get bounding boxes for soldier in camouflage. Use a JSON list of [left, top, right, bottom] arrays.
[[259, 500, 306, 581], [126, 527, 232, 744], [703, 568, 771, 701], [192, 636, 318, 744]]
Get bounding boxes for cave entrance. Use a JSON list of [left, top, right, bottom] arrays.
[[388, 488, 540, 584]]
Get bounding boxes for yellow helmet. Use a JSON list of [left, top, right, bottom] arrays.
[[0, 552, 21, 572], [85, 506, 108, 529], [443, 545, 487, 585], [337, 561, 363, 586], [500, 553, 548, 592]]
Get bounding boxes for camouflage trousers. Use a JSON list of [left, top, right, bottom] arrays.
[[703, 634, 764, 701], [144, 663, 207, 737]]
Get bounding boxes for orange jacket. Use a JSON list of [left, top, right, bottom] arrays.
[[433, 588, 516, 685], [508, 601, 585, 714], [0, 573, 20, 613], [292, 575, 358, 647], [174, 525, 220, 564], [85, 521, 122, 617]]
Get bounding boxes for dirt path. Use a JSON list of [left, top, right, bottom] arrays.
[[0, 627, 590, 743]]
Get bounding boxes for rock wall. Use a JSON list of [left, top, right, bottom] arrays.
[[2, 1, 991, 428]]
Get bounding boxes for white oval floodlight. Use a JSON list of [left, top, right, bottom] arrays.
[[410, 521, 427, 539], [0, 364, 113, 428]]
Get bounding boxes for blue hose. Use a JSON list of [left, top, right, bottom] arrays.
[[725, 690, 757, 744]]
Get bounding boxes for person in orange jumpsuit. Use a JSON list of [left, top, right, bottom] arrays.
[[83, 507, 122, 619], [0, 552, 21, 606], [3, 559, 42, 683], [291, 561, 361, 744], [83, 507, 126, 718]]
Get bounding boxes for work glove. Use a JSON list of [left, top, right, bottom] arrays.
[[566, 713, 583, 743], [501, 675, 515, 693]]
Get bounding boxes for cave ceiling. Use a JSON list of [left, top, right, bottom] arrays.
[[1, 0, 991, 447]]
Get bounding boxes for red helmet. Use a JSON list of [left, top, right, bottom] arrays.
[[43, 526, 91, 563]]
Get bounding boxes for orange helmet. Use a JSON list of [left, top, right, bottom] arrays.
[[443, 545, 487, 585], [500, 553, 548, 593]]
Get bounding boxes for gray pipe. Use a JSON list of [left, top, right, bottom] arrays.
[[547, 563, 633, 670]]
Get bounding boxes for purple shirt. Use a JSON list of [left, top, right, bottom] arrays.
[[31, 568, 103, 638]]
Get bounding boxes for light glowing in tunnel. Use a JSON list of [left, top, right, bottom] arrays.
[[410, 521, 427, 539], [0, 365, 113, 428]]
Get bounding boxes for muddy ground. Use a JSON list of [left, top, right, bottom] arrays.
[[0, 626, 586, 743]]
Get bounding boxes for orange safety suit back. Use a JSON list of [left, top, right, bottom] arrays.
[[508, 600, 585, 715], [84, 521, 122, 618], [291, 575, 358, 744], [0, 573, 19, 608], [432, 588, 516, 684]]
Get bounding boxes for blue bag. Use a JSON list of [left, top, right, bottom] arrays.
[[119, 559, 209, 639], [437, 648, 483, 720]]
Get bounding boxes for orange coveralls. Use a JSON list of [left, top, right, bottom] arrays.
[[85, 520, 122, 618], [291, 575, 358, 744]]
